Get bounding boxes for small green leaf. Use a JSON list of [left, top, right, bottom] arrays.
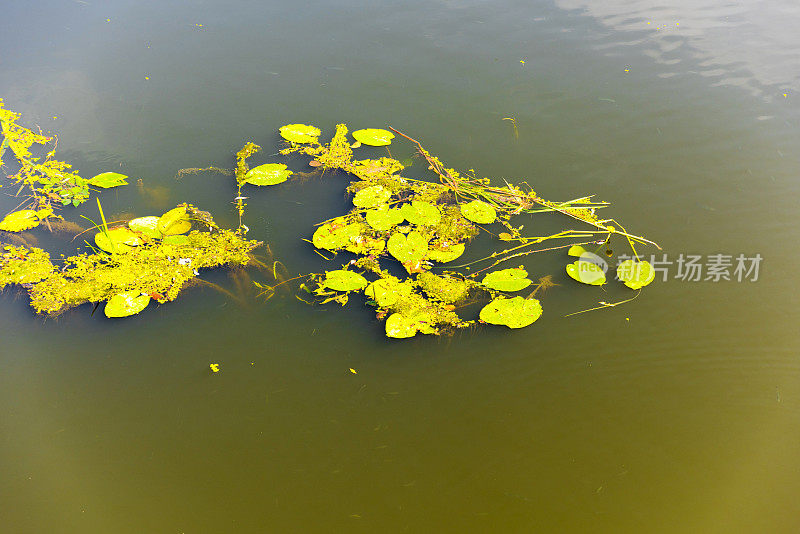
[[88, 172, 129, 188], [94, 227, 143, 253], [321, 270, 369, 292], [353, 185, 391, 208], [312, 221, 362, 251], [0, 210, 40, 232], [243, 163, 292, 186], [128, 216, 161, 238], [460, 200, 497, 224], [385, 313, 421, 338], [426, 242, 466, 263], [364, 277, 412, 307], [616, 260, 655, 289], [387, 231, 429, 267], [104, 291, 150, 318], [400, 201, 441, 226], [568, 245, 587, 257], [352, 128, 394, 147], [479, 296, 542, 328], [279, 124, 321, 144], [365, 205, 404, 231], [566, 260, 606, 286], [157, 206, 192, 236], [162, 234, 190, 245], [482, 268, 532, 291]]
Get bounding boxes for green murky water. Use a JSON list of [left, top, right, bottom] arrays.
[[1, 1, 799, 532]]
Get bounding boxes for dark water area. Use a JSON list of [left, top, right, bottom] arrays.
[[1, 1, 799, 532]]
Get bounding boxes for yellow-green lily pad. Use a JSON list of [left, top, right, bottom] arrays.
[[312, 221, 362, 251], [426, 242, 466, 263], [104, 291, 150, 318], [482, 268, 532, 291], [479, 296, 542, 328], [88, 172, 128, 188], [352, 128, 394, 147], [387, 230, 429, 267], [364, 277, 412, 307], [244, 163, 292, 186], [279, 124, 321, 144], [365, 205, 404, 232], [460, 200, 497, 224], [400, 201, 441, 226], [128, 216, 161, 238], [95, 227, 143, 253], [353, 185, 391, 208], [157, 206, 192, 236], [321, 270, 369, 291], [566, 260, 606, 286], [616, 259, 655, 289], [385, 312, 435, 339], [0, 210, 40, 232], [162, 234, 190, 245]]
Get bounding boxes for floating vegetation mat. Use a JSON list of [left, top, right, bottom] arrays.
[[1, 99, 660, 337]]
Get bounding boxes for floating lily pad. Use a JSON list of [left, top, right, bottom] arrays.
[[104, 291, 150, 318], [365, 205, 404, 232], [385, 312, 435, 339], [279, 123, 321, 144], [566, 260, 606, 285], [157, 206, 192, 236], [0, 210, 40, 232], [460, 200, 496, 224], [312, 221, 362, 251], [482, 268, 532, 291], [387, 231, 429, 266], [426, 242, 465, 263], [364, 277, 412, 307], [353, 185, 391, 208], [568, 245, 587, 257], [244, 163, 292, 186], [479, 296, 542, 329], [95, 227, 143, 253], [321, 270, 369, 292], [400, 201, 441, 226], [88, 172, 128, 188], [352, 128, 394, 147], [616, 259, 655, 289], [128, 216, 161, 238]]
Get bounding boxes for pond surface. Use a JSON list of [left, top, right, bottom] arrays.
[[1, 1, 799, 532]]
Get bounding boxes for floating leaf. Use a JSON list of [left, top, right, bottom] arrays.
[[365, 205, 404, 232], [157, 206, 192, 236], [312, 221, 362, 251], [568, 245, 587, 257], [244, 163, 292, 186], [617, 259, 655, 290], [400, 201, 441, 226], [384, 312, 436, 339], [482, 268, 532, 291], [95, 227, 143, 253], [104, 291, 150, 318], [352, 128, 394, 147], [279, 124, 321, 144], [364, 277, 412, 307], [321, 270, 369, 292], [387, 231, 429, 266], [128, 216, 161, 238], [0, 210, 40, 232], [460, 200, 496, 224], [566, 260, 606, 285], [426, 242, 465, 263], [353, 185, 391, 208], [88, 172, 128, 188], [479, 296, 542, 328]]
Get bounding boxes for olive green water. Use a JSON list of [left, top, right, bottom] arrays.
[[1, 1, 799, 532]]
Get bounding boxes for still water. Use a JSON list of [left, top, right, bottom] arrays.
[[1, 1, 799, 532]]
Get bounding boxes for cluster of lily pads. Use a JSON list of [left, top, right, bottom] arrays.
[[228, 122, 657, 338], [0, 204, 261, 317]]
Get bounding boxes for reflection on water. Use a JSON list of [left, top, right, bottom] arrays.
[[1, 0, 799, 532]]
